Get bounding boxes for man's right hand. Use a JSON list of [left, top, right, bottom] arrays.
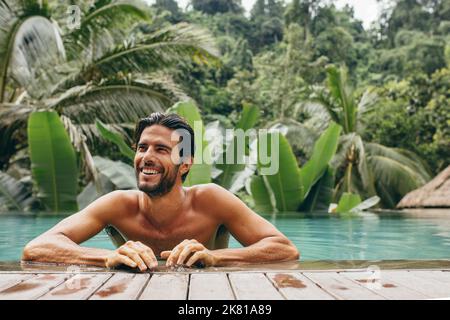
[[105, 241, 158, 271]]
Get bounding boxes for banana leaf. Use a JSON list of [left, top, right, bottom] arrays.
[[299, 166, 335, 212], [167, 100, 211, 186], [28, 111, 78, 213], [248, 175, 274, 213], [336, 192, 362, 213], [216, 104, 260, 190], [96, 120, 134, 161], [299, 122, 342, 201], [349, 196, 380, 213], [258, 131, 303, 211]]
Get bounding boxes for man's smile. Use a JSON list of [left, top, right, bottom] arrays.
[[140, 166, 163, 177]]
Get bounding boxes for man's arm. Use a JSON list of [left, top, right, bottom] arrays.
[[162, 184, 300, 267], [22, 191, 157, 270]]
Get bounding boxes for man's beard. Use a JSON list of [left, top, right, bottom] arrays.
[[137, 165, 180, 197]]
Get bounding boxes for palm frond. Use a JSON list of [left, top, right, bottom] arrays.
[[63, 0, 151, 60], [367, 154, 428, 198], [331, 133, 376, 195], [365, 143, 431, 183], [308, 90, 341, 125], [0, 103, 34, 168], [357, 89, 378, 116], [269, 119, 319, 160], [0, 0, 62, 101], [60, 115, 100, 185], [68, 22, 220, 86], [46, 74, 186, 123], [75, 122, 132, 147], [0, 171, 33, 211]]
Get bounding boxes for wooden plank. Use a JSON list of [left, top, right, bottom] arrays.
[[303, 272, 385, 300], [228, 273, 284, 300], [0, 274, 70, 300], [341, 271, 429, 300], [139, 274, 189, 300], [0, 274, 35, 292], [39, 273, 112, 300], [91, 273, 150, 300], [408, 270, 450, 284], [188, 273, 235, 300], [380, 271, 450, 299], [266, 272, 335, 300]]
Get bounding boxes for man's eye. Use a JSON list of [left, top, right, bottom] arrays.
[[138, 146, 146, 151]]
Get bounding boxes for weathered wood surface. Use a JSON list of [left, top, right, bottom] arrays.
[[140, 273, 189, 300], [1, 269, 449, 300]]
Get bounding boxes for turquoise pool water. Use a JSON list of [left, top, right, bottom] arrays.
[[1, 210, 450, 262]]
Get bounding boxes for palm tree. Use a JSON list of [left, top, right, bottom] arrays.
[[0, 0, 219, 211], [304, 65, 431, 208], [1, 0, 219, 158]]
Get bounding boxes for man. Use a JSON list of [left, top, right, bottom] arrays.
[[22, 113, 299, 271]]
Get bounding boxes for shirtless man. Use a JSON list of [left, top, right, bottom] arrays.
[[22, 113, 299, 271]]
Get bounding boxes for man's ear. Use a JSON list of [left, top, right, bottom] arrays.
[[180, 156, 193, 175]]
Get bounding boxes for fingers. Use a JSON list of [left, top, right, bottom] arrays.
[[177, 243, 204, 265], [133, 241, 158, 269], [166, 239, 190, 266], [160, 251, 171, 259], [118, 241, 158, 271], [185, 251, 204, 267], [118, 245, 147, 271], [166, 239, 204, 267], [116, 254, 138, 269]]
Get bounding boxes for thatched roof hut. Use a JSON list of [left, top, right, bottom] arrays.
[[397, 165, 450, 208]]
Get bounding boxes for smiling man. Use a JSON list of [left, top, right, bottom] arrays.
[[22, 113, 299, 271]]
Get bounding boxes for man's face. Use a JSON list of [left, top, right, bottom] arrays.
[[134, 125, 185, 197]]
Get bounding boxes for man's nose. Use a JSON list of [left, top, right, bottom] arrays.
[[142, 147, 157, 162]]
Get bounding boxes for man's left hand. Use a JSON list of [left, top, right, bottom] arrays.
[[160, 239, 217, 268]]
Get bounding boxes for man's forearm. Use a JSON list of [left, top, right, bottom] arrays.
[[22, 234, 112, 268], [212, 236, 299, 266]]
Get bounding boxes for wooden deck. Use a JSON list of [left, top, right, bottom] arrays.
[[1, 269, 450, 300]]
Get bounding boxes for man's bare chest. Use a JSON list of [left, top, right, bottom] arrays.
[[112, 214, 219, 255]]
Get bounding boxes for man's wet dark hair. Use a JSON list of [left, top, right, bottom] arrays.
[[134, 112, 195, 182]]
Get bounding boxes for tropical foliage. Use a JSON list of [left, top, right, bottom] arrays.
[[0, 0, 219, 213], [1, 0, 448, 215]]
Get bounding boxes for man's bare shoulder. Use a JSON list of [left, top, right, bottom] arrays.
[[190, 183, 229, 201], [190, 183, 243, 217], [87, 190, 141, 219]]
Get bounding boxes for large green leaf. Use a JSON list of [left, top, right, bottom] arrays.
[[236, 104, 260, 131], [299, 166, 335, 212], [167, 100, 211, 186], [96, 120, 134, 161], [258, 131, 302, 211], [248, 175, 274, 213], [299, 122, 342, 201], [216, 104, 260, 190], [28, 111, 78, 213], [336, 192, 362, 213], [325, 65, 356, 133]]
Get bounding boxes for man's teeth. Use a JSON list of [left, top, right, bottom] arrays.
[[142, 169, 160, 175]]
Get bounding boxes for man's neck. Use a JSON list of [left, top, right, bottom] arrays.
[[141, 183, 187, 228]]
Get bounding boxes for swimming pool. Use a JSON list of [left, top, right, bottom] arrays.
[[1, 210, 450, 262]]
